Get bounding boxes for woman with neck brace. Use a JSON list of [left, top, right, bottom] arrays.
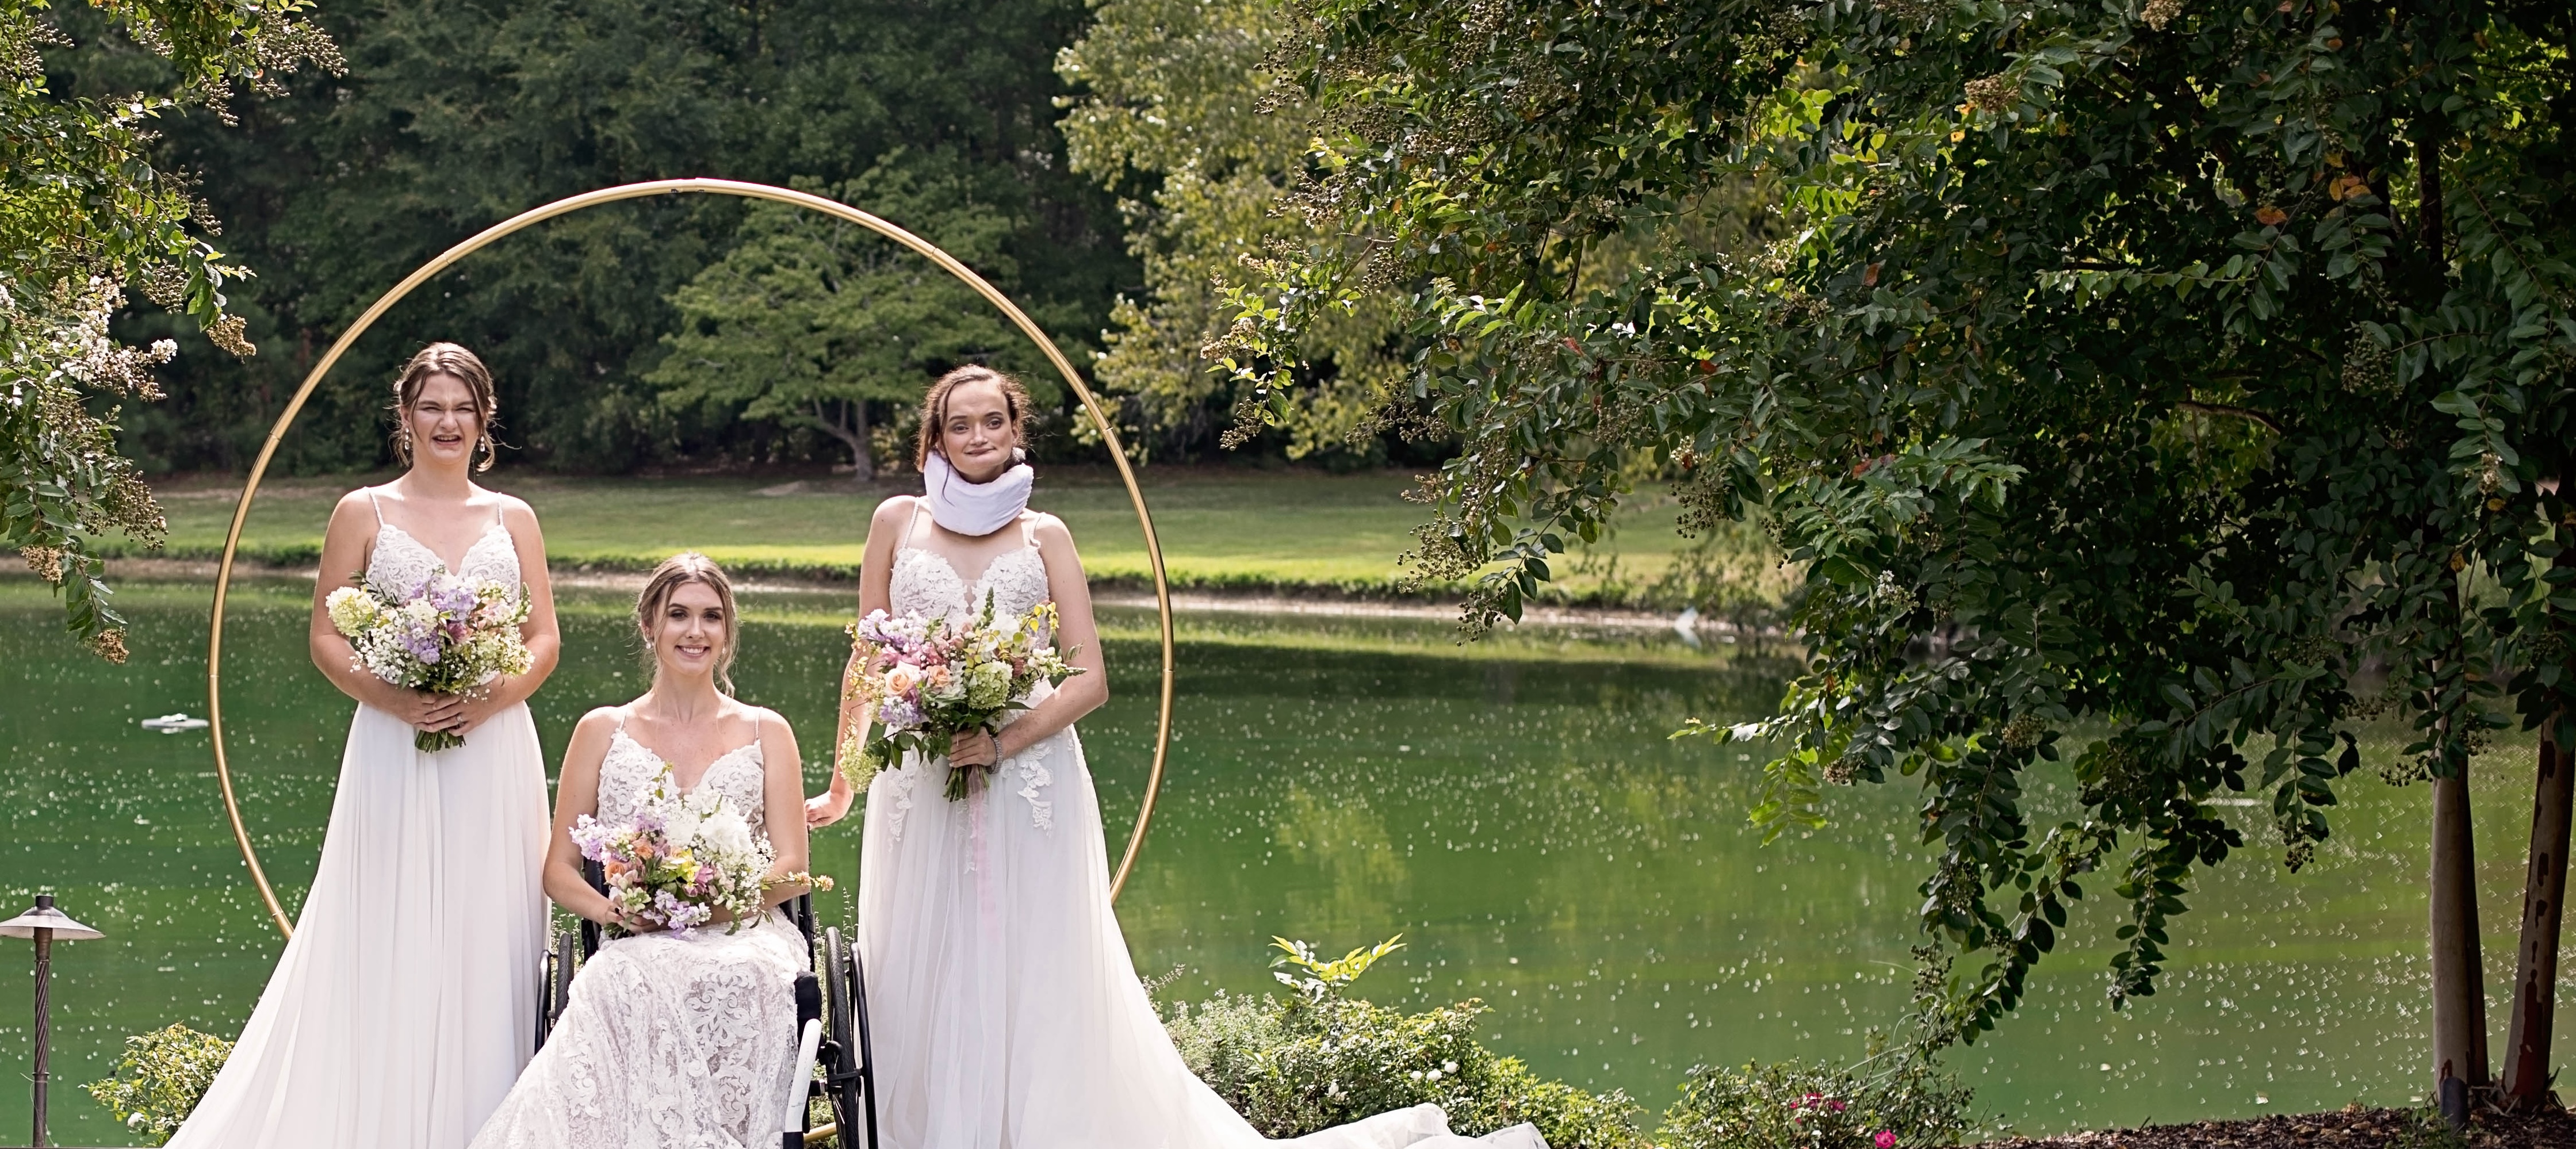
[[801, 366, 1544, 1149]]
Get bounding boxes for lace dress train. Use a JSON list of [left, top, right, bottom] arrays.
[[468, 726, 807, 1149]]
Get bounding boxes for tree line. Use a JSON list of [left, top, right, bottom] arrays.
[[39, 0, 1128, 478], [29, 0, 1443, 481]]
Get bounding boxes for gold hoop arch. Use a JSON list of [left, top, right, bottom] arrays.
[[208, 178, 1177, 940]]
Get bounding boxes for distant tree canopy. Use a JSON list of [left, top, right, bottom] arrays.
[[5, 0, 338, 656], [647, 159, 1043, 481], [1224, 0, 2574, 1067], [1057, 0, 1415, 466], [41, 0, 1132, 477]]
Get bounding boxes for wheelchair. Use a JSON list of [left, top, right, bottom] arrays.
[[534, 861, 880, 1149]]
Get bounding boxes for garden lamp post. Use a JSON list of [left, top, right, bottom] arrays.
[[0, 896, 103, 1148]]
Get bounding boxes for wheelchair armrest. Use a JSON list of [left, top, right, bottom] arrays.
[[578, 858, 607, 957]]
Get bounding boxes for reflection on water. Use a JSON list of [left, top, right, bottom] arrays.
[[0, 579, 2570, 1142]]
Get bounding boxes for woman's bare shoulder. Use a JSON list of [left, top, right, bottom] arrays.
[[488, 490, 541, 527], [1026, 512, 1075, 548], [327, 486, 379, 521], [740, 704, 799, 753]]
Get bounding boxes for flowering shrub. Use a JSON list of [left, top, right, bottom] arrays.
[[1659, 1056, 1974, 1149], [84, 1023, 235, 1145], [1163, 939, 1647, 1149]]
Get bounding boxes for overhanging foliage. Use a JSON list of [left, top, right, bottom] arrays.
[[1226, 0, 2575, 1044]]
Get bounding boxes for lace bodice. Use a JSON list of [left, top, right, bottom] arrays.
[[889, 530, 1051, 621], [596, 727, 770, 835], [363, 490, 519, 599], [472, 719, 803, 1149]]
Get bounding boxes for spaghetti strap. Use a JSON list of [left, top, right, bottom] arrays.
[[365, 487, 384, 525], [896, 498, 928, 553]]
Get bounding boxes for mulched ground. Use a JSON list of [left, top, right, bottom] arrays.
[[1978, 1104, 2576, 1149]]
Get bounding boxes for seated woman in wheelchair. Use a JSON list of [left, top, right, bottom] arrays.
[[470, 553, 816, 1148]]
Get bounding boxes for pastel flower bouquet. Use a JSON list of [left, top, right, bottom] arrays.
[[841, 591, 1082, 800], [568, 778, 772, 937], [326, 572, 532, 751]]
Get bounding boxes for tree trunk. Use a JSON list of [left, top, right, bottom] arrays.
[[2432, 752, 2491, 1125], [852, 399, 874, 482], [812, 399, 874, 482], [2502, 714, 2575, 1108]]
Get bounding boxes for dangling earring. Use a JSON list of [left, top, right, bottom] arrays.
[[476, 430, 497, 472]]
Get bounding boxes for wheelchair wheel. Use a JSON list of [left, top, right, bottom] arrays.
[[533, 943, 555, 1052], [819, 927, 876, 1149], [534, 927, 580, 1051]]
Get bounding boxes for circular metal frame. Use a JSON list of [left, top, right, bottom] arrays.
[[208, 178, 1177, 939]]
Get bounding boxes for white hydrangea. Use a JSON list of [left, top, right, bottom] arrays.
[[325, 586, 381, 634], [697, 806, 753, 857], [663, 804, 705, 852]]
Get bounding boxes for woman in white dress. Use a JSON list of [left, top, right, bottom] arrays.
[[804, 366, 1540, 1149], [470, 552, 815, 1149], [173, 343, 558, 1149]]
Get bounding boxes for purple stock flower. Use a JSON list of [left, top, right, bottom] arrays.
[[405, 629, 444, 664], [425, 576, 477, 621], [880, 698, 923, 729]]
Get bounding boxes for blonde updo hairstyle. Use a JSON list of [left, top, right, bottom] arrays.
[[635, 551, 742, 695], [389, 342, 500, 472], [912, 364, 1034, 470]]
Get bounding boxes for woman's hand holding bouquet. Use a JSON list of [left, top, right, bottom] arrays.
[[567, 777, 832, 936], [326, 572, 532, 751], [841, 592, 1082, 800]]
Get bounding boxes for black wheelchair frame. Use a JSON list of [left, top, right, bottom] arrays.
[[534, 860, 879, 1149]]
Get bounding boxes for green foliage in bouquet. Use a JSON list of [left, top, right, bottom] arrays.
[[326, 574, 535, 752], [1660, 1056, 1977, 1149], [1163, 936, 1648, 1149], [85, 1022, 235, 1145], [844, 591, 1082, 801]]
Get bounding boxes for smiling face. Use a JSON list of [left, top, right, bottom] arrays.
[[646, 580, 732, 686], [404, 372, 484, 472], [935, 377, 1020, 482]]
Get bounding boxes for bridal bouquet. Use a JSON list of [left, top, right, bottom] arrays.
[[568, 778, 771, 937], [326, 572, 532, 752], [843, 592, 1082, 800]]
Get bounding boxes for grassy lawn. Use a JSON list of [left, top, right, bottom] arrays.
[[120, 466, 1789, 608]]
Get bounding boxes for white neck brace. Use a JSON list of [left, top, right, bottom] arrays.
[[921, 449, 1033, 537]]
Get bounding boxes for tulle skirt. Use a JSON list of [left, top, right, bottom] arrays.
[[170, 703, 550, 1149], [857, 724, 1540, 1149]]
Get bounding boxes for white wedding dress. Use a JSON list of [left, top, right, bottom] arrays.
[[171, 496, 551, 1149], [857, 507, 1544, 1149], [469, 717, 809, 1149]]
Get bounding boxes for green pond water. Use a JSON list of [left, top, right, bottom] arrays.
[[1, 576, 2570, 1144]]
